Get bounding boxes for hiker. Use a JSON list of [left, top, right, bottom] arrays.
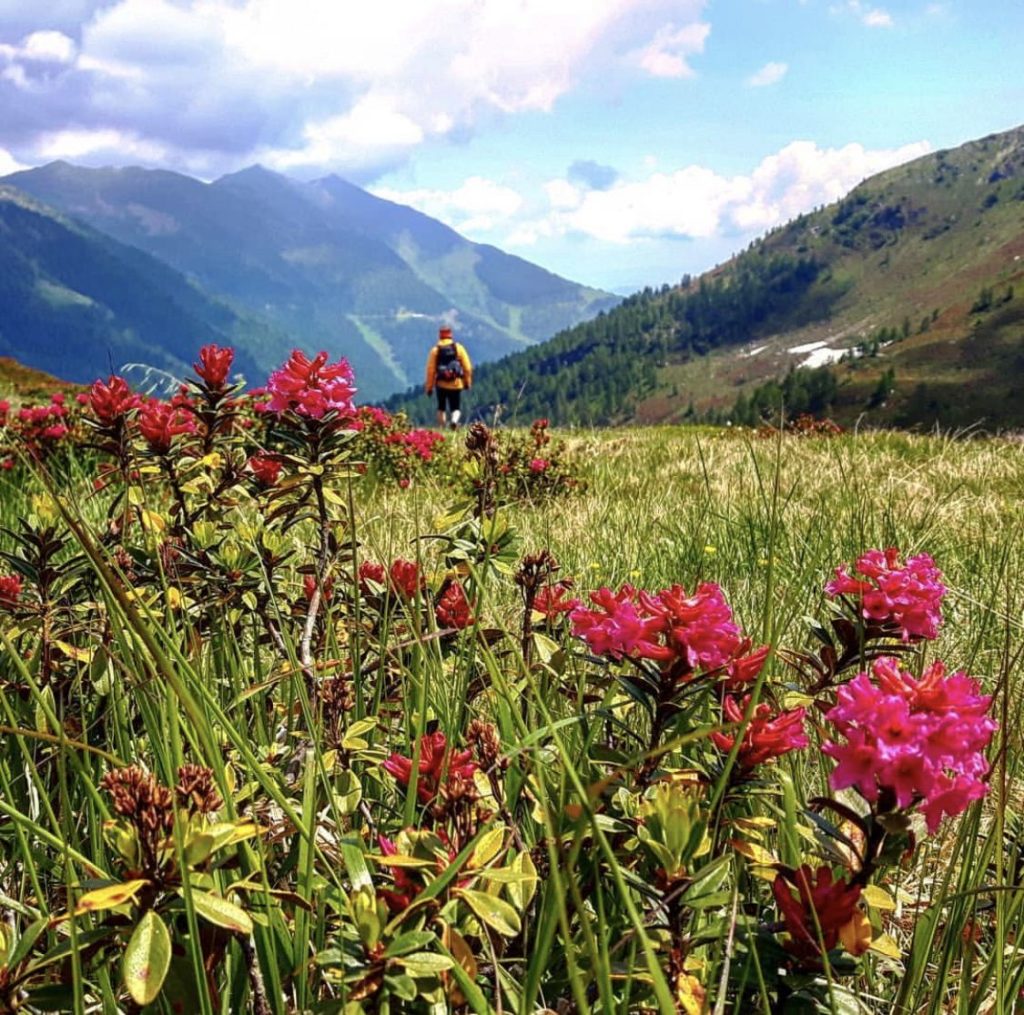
[[425, 326, 472, 430]]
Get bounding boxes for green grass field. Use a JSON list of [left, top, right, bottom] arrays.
[[1, 415, 1023, 1014]]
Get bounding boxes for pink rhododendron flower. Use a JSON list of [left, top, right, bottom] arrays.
[[194, 344, 234, 388], [571, 581, 744, 672], [402, 428, 445, 461], [138, 400, 197, 452], [436, 581, 473, 630], [823, 656, 995, 832], [267, 349, 356, 419], [571, 584, 671, 661], [649, 582, 743, 670], [826, 547, 946, 640], [711, 694, 808, 769], [382, 731, 478, 804]]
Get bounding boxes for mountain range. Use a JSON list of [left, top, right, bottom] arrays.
[[0, 162, 617, 399], [386, 123, 1024, 430]]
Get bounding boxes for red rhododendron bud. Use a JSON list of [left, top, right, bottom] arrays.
[[772, 865, 863, 965], [358, 560, 386, 595], [248, 454, 282, 488], [89, 376, 141, 425], [711, 695, 807, 769], [533, 580, 581, 620], [389, 558, 423, 599], [382, 730, 479, 804], [436, 581, 473, 630], [0, 573, 23, 609], [194, 344, 234, 388], [138, 399, 197, 452]]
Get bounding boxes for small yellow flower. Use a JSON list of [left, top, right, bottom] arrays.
[[704, 544, 717, 556]]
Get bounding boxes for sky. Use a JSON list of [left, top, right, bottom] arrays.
[[0, 1, 1021, 292]]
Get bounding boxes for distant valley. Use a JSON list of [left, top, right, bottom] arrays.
[[0, 162, 617, 399]]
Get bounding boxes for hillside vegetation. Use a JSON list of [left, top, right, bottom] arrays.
[[388, 123, 1024, 429]]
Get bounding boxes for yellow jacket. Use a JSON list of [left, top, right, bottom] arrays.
[[425, 338, 473, 392]]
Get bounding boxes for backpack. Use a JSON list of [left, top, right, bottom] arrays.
[[436, 342, 464, 383]]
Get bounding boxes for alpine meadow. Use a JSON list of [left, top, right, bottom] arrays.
[[1, 3, 1024, 1011], [0, 342, 1022, 1013]]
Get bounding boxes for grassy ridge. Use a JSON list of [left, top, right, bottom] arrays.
[[386, 123, 1024, 430]]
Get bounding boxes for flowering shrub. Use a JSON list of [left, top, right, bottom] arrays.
[[824, 656, 995, 832], [826, 546, 947, 640], [266, 348, 357, 418]]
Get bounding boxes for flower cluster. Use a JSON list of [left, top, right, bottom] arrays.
[[570, 581, 743, 671], [387, 427, 445, 462], [711, 694, 807, 770], [87, 375, 142, 426], [138, 399, 197, 453], [1, 394, 75, 462], [383, 731, 479, 805], [266, 349, 356, 419], [193, 344, 234, 389], [388, 558, 423, 600], [435, 581, 473, 630], [823, 656, 995, 832], [772, 865, 867, 965], [248, 454, 282, 488], [532, 579, 581, 621], [826, 547, 946, 641], [0, 573, 23, 609]]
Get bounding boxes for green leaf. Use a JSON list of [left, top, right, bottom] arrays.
[[75, 879, 149, 916], [468, 826, 505, 869], [186, 890, 253, 934], [333, 769, 363, 816], [384, 973, 419, 1001], [458, 889, 521, 937], [384, 930, 436, 958], [394, 951, 454, 975], [123, 910, 171, 1007], [505, 851, 539, 911]]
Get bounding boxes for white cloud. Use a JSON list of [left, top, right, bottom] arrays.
[[832, 1, 893, 27], [0, 145, 30, 174], [35, 127, 169, 162], [481, 138, 931, 248], [633, 20, 710, 78], [747, 61, 788, 87], [8, 0, 701, 172], [372, 176, 524, 234], [862, 8, 893, 27], [20, 30, 76, 63]]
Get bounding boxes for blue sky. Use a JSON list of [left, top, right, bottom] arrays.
[[0, 0, 1021, 291]]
